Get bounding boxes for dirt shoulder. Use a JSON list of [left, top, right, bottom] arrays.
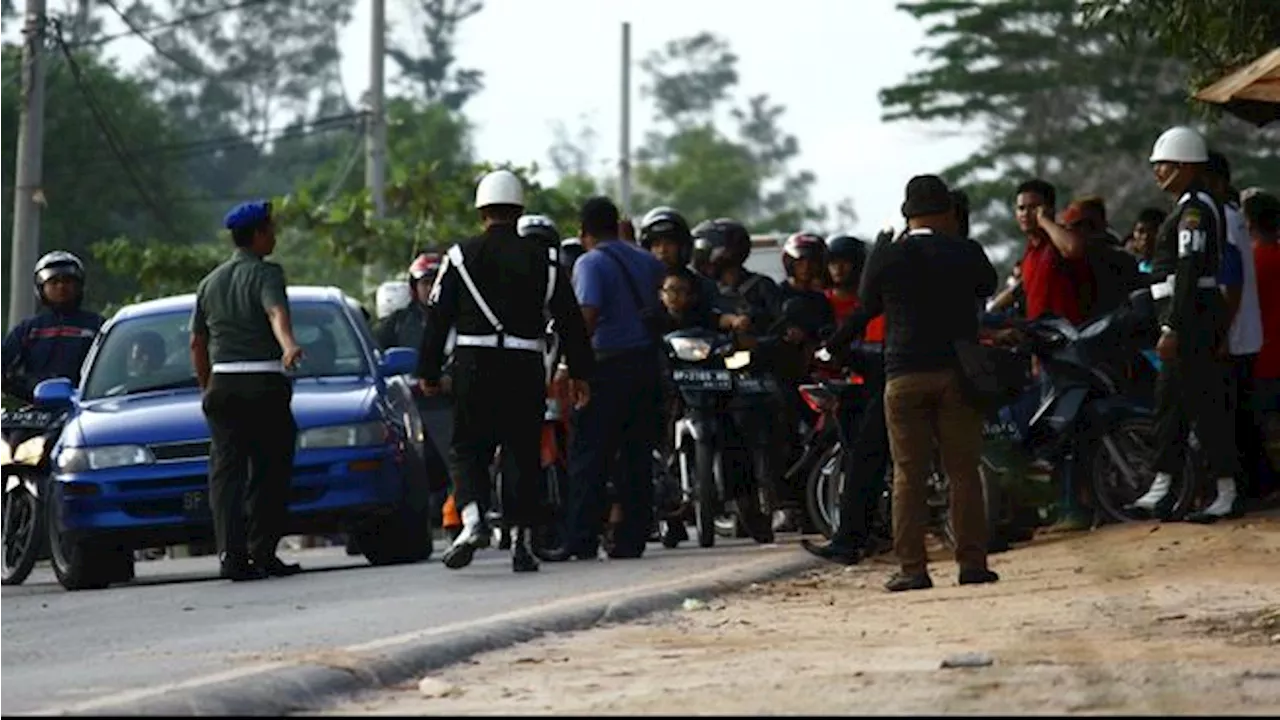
[[324, 515, 1280, 716]]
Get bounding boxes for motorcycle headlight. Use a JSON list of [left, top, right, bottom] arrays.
[[56, 444, 154, 473], [724, 350, 752, 370], [297, 421, 387, 449], [668, 337, 712, 362], [13, 436, 48, 464], [0, 439, 10, 465]]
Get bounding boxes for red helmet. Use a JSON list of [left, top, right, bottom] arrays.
[[409, 252, 442, 282], [781, 232, 826, 278]]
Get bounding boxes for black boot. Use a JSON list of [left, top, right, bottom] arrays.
[[800, 538, 862, 566], [220, 553, 267, 582], [512, 527, 540, 573]]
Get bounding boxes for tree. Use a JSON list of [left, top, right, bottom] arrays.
[[633, 32, 836, 233], [388, 0, 485, 110], [878, 0, 1279, 261], [1081, 0, 1280, 89], [2, 44, 202, 316]]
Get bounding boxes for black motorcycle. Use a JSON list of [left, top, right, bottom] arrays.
[[984, 289, 1190, 531], [2, 403, 68, 585]]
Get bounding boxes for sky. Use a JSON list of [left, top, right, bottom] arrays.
[[19, 0, 985, 239]]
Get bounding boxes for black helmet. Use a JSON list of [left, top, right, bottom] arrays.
[[696, 218, 752, 271], [639, 206, 692, 247], [559, 237, 586, 276], [826, 234, 867, 264], [33, 250, 86, 307], [517, 214, 561, 248], [781, 232, 826, 278]]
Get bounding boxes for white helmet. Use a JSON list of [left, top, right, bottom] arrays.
[[474, 169, 524, 209], [1149, 126, 1208, 164], [375, 280, 412, 320]]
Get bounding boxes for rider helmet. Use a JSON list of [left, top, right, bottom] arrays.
[[559, 237, 586, 277], [33, 251, 86, 307], [781, 232, 826, 278], [517, 214, 561, 248], [696, 218, 752, 273], [638, 206, 693, 265]]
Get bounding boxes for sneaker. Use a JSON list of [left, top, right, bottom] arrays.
[[800, 538, 862, 566]]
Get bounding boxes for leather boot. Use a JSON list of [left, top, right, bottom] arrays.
[[512, 527, 540, 573]]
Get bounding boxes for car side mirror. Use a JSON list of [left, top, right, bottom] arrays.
[[379, 347, 418, 377], [33, 377, 75, 406]]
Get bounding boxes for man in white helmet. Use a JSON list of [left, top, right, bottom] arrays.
[[416, 169, 594, 573], [1125, 126, 1240, 522]]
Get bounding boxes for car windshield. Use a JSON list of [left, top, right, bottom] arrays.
[[81, 301, 370, 400]]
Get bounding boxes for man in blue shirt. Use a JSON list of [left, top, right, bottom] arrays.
[[566, 196, 666, 559]]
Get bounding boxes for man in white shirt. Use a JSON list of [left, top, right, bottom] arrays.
[[1191, 151, 1262, 523]]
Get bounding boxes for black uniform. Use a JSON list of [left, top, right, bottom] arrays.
[[1149, 181, 1238, 480], [418, 223, 594, 529], [192, 249, 297, 575]]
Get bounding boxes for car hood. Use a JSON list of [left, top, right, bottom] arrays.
[[68, 378, 379, 447]]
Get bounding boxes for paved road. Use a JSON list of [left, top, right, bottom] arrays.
[[2, 537, 795, 715]]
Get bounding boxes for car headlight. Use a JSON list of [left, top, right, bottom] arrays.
[[56, 444, 154, 473], [668, 337, 712, 362], [297, 421, 387, 449]]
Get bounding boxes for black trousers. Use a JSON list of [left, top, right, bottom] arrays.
[[449, 349, 546, 528], [1152, 341, 1238, 480], [1231, 354, 1270, 499], [834, 353, 889, 548], [202, 372, 297, 562]]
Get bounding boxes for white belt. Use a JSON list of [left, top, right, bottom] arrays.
[[1150, 275, 1218, 300], [212, 360, 284, 374], [454, 334, 544, 353]]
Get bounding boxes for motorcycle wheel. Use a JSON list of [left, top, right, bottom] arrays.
[[805, 443, 844, 540], [532, 463, 571, 562], [1, 476, 45, 586], [1089, 415, 1196, 523], [692, 441, 717, 548]]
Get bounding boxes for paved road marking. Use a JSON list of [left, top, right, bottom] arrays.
[[29, 548, 800, 716]]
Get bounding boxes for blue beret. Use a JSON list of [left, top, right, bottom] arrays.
[[223, 200, 272, 231]]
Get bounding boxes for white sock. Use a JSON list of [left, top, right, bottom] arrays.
[[1202, 478, 1237, 517], [451, 503, 482, 546], [1134, 472, 1172, 509]]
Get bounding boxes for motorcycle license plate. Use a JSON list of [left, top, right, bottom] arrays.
[[181, 490, 209, 516], [672, 368, 732, 390], [734, 374, 775, 394], [3, 409, 59, 429]]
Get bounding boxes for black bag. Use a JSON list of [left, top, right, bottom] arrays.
[[953, 338, 1030, 412], [597, 243, 666, 344]]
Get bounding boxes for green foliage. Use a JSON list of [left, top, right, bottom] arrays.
[[2, 43, 202, 316], [89, 236, 224, 311], [879, 0, 1279, 259], [1081, 0, 1280, 88], [387, 0, 485, 110], [632, 32, 839, 234]]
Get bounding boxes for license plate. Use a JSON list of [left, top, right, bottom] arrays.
[[3, 409, 58, 429], [181, 490, 208, 515], [672, 368, 732, 390], [734, 375, 775, 394]]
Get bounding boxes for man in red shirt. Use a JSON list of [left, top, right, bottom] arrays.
[[989, 179, 1091, 324], [1246, 191, 1280, 504]]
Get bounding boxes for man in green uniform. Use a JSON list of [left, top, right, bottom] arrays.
[[190, 200, 305, 581]]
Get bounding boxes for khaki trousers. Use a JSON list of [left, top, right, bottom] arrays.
[[884, 368, 988, 574]]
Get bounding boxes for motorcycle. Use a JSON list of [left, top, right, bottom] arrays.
[[2, 398, 69, 585], [983, 289, 1190, 530], [659, 300, 815, 549]]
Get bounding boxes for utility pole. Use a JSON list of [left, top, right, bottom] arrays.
[[7, 0, 48, 329], [362, 0, 388, 295], [619, 21, 632, 219]]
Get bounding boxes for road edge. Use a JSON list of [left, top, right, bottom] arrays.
[[71, 551, 823, 716]]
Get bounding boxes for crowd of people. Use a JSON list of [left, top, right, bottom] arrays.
[[4, 121, 1277, 590]]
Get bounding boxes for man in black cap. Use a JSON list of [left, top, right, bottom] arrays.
[[191, 200, 305, 581], [859, 174, 1000, 592]]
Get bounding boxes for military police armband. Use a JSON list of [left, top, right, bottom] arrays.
[[1176, 208, 1207, 258]]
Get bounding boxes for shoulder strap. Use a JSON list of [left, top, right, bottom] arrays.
[[596, 243, 650, 313], [446, 243, 503, 333], [739, 274, 763, 296]]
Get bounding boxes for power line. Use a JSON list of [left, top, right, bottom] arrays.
[[99, 0, 220, 81], [51, 21, 181, 236], [66, 0, 274, 49]]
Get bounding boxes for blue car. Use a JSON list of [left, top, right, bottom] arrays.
[[33, 287, 435, 590]]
